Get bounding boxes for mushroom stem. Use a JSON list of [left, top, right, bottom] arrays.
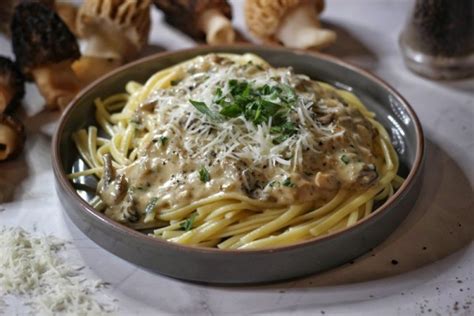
[[199, 8, 235, 45], [0, 116, 23, 161], [0, 123, 17, 160], [79, 35, 122, 60], [32, 61, 81, 110], [0, 85, 13, 113], [72, 56, 122, 86], [275, 1, 336, 50], [55, 2, 79, 35]]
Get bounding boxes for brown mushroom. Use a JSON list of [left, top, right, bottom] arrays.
[[55, 1, 79, 35], [0, 0, 55, 36], [73, 0, 151, 85], [0, 56, 25, 114], [11, 1, 81, 111], [0, 114, 25, 161], [245, 0, 336, 50], [153, 0, 235, 45], [314, 171, 339, 190]]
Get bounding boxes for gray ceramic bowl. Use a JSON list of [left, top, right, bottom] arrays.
[[52, 45, 424, 284]]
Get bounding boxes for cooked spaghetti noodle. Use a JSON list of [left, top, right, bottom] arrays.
[[70, 53, 403, 250]]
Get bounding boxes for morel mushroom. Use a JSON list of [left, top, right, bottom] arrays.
[[0, 114, 25, 161], [0, 0, 55, 35], [0, 56, 25, 114], [73, 0, 151, 85], [55, 1, 79, 35], [245, 0, 336, 50], [11, 2, 81, 110], [153, 0, 235, 45]]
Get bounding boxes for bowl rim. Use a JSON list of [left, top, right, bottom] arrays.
[[52, 44, 425, 255]]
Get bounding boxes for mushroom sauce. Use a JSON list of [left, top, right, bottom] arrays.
[[99, 55, 380, 223]]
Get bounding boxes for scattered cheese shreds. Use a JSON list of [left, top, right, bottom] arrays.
[[0, 227, 115, 315]]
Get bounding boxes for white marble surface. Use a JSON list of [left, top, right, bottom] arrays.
[[1, 0, 473, 315]]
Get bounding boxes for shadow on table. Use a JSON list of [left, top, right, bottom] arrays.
[[271, 137, 474, 288], [137, 44, 167, 59], [322, 21, 379, 70], [438, 78, 474, 94]]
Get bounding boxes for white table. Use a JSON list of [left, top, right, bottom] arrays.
[[1, 1, 473, 315]]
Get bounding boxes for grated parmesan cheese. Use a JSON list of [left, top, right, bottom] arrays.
[[145, 59, 328, 170], [108, 54, 380, 214], [0, 227, 115, 315]]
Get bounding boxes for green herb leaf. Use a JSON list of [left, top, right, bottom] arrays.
[[272, 122, 297, 144], [189, 99, 221, 121], [160, 136, 169, 146], [280, 84, 297, 103], [215, 87, 223, 98], [273, 134, 290, 144], [282, 177, 295, 187], [269, 180, 280, 188], [210, 80, 300, 143], [180, 213, 197, 231], [170, 79, 181, 86], [340, 154, 350, 165], [220, 103, 242, 118], [199, 166, 210, 183], [145, 197, 159, 215]]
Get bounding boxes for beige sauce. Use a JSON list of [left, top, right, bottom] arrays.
[[99, 55, 379, 223]]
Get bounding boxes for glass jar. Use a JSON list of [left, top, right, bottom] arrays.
[[399, 0, 473, 80]]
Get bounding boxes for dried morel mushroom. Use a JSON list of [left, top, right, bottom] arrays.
[[153, 0, 235, 45], [245, 0, 336, 50], [0, 56, 25, 114], [77, 0, 151, 61], [11, 1, 81, 110], [74, 0, 151, 85], [0, 114, 25, 161], [0, 0, 55, 35], [55, 1, 79, 35]]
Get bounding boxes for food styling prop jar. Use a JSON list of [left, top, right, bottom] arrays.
[[399, 0, 474, 80]]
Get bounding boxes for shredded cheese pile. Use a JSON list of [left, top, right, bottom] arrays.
[[0, 227, 114, 315], [145, 60, 337, 170]]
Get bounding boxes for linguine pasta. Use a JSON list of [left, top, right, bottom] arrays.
[[70, 53, 403, 250]]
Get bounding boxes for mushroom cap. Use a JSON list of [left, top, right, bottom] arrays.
[[0, 113, 25, 161], [11, 1, 80, 76], [77, 0, 151, 60], [0, 0, 55, 35], [55, 2, 79, 35], [0, 56, 25, 114], [245, 0, 325, 40], [153, 0, 232, 40]]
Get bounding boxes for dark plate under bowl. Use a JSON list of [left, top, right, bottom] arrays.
[[52, 45, 424, 284]]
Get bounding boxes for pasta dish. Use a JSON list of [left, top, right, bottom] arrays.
[[70, 53, 403, 250]]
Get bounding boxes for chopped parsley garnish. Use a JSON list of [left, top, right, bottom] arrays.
[[159, 136, 169, 146], [189, 99, 222, 121], [153, 136, 169, 146], [340, 154, 350, 165], [269, 180, 280, 188], [145, 197, 159, 215], [282, 177, 295, 187], [180, 213, 197, 231], [270, 122, 298, 144], [198, 166, 210, 183], [190, 80, 299, 144]]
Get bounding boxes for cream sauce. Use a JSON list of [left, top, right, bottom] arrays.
[[100, 54, 379, 223]]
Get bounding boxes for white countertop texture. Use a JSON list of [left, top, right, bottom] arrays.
[[0, 0, 473, 315]]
